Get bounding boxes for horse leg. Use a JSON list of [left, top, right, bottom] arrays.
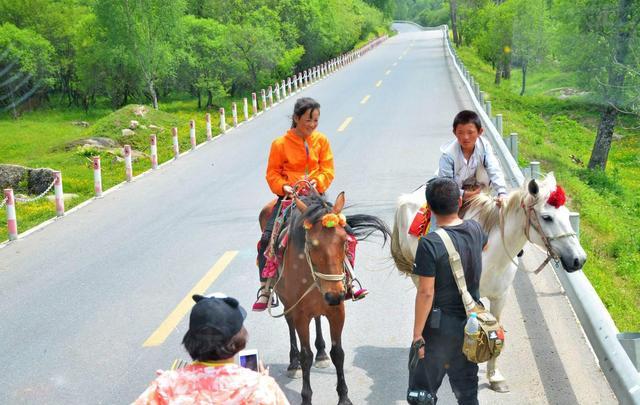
[[314, 316, 331, 368], [487, 295, 509, 393], [295, 316, 314, 405], [328, 308, 352, 405], [286, 315, 302, 379]]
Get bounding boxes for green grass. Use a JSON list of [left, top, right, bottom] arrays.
[[0, 95, 240, 243], [457, 46, 640, 331]]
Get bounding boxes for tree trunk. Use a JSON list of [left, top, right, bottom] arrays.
[[197, 90, 202, 109], [587, 0, 633, 170], [588, 106, 618, 170], [149, 80, 158, 110], [206, 90, 213, 108], [520, 63, 527, 96], [450, 0, 460, 47], [495, 66, 502, 84], [502, 61, 511, 79]]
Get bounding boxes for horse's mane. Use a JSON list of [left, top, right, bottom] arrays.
[[460, 189, 528, 234], [289, 193, 390, 250]]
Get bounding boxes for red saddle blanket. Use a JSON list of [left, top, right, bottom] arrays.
[[408, 204, 431, 237]]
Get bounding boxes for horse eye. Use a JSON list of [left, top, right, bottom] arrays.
[[541, 215, 553, 222]]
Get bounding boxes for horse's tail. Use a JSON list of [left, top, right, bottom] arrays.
[[345, 214, 391, 245], [391, 217, 414, 276]]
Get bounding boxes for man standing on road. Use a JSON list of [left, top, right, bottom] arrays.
[[412, 178, 487, 404]]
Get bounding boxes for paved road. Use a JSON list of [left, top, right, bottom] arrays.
[[0, 23, 615, 404]]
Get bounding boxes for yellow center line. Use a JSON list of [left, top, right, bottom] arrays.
[[385, 70, 391, 75], [360, 95, 370, 104], [337, 117, 353, 132], [375, 80, 382, 87], [143, 250, 239, 347]]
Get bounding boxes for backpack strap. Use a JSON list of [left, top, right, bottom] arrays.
[[434, 228, 476, 315]]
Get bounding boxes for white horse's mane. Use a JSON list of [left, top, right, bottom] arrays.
[[461, 173, 556, 234]]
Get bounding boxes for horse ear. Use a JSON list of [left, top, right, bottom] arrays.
[[528, 179, 539, 196], [295, 197, 308, 213], [333, 192, 345, 214]]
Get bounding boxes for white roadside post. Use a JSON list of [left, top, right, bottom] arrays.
[[205, 113, 212, 141], [93, 156, 102, 197], [252, 93, 258, 117], [219, 108, 226, 133], [232, 102, 238, 127], [189, 119, 197, 150], [124, 145, 133, 182], [530, 161, 541, 180], [261, 89, 267, 111], [150, 134, 158, 169], [53, 171, 64, 217], [275, 83, 281, 102], [281, 80, 287, 98], [268, 86, 273, 108], [4, 188, 18, 240], [243, 98, 249, 121], [287, 77, 292, 94], [172, 127, 180, 159]]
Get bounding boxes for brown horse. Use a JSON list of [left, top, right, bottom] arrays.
[[259, 191, 390, 405]]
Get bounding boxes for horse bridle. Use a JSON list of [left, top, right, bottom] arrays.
[[267, 183, 348, 318], [522, 198, 576, 274]]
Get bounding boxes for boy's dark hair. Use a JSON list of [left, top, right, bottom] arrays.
[[452, 110, 482, 132], [182, 326, 247, 361], [426, 178, 460, 215], [291, 97, 321, 128]]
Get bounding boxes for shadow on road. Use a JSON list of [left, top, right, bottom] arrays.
[[353, 345, 407, 404]]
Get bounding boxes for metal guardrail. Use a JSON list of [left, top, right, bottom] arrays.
[[416, 21, 640, 404]]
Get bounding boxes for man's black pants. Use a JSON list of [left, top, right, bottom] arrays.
[[414, 316, 479, 405]]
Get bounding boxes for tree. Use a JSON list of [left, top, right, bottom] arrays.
[[512, 0, 548, 95], [553, 0, 639, 170], [473, 2, 515, 83], [94, 0, 185, 109], [0, 23, 56, 116]]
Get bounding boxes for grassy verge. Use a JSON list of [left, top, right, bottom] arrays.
[[0, 95, 238, 243], [456, 47, 640, 331]]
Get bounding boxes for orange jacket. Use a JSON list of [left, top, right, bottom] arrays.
[[266, 129, 335, 196]]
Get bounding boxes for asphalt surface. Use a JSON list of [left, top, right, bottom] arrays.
[[0, 23, 616, 404]]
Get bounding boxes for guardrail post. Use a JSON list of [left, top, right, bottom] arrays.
[[261, 89, 267, 111], [287, 77, 292, 94], [496, 114, 503, 136], [243, 98, 249, 121], [205, 113, 212, 141], [232, 102, 238, 127], [485, 100, 492, 116], [219, 108, 226, 133], [124, 145, 133, 182], [510, 132, 519, 161], [150, 134, 158, 169], [93, 157, 102, 196], [4, 188, 18, 240], [189, 120, 197, 149], [282, 80, 287, 98], [172, 127, 180, 159], [268, 86, 273, 107], [569, 212, 580, 236], [479, 91, 485, 105], [475, 83, 480, 98], [252, 93, 258, 117], [274, 83, 281, 102], [530, 161, 540, 180], [617, 333, 640, 372], [53, 171, 64, 217]]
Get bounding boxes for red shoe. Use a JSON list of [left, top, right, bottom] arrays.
[[252, 287, 278, 312], [345, 287, 368, 301]]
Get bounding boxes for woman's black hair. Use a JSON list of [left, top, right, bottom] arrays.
[[182, 326, 248, 361], [291, 97, 321, 128]]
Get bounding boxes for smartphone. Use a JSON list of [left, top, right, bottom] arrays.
[[237, 349, 259, 372]]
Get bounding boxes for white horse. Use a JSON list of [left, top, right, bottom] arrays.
[[391, 173, 587, 392]]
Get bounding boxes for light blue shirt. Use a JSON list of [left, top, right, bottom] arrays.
[[437, 136, 507, 196]]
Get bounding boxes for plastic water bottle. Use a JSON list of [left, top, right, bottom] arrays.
[[465, 312, 479, 334]]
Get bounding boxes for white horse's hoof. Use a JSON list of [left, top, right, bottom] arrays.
[[287, 368, 302, 379], [314, 358, 331, 369], [489, 380, 510, 393]]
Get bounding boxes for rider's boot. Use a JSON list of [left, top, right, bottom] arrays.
[[344, 234, 368, 301]]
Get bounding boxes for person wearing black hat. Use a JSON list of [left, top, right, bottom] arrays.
[[134, 293, 289, 404]]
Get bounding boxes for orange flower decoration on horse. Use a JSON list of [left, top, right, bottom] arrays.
[[321, 213, 347, 228]]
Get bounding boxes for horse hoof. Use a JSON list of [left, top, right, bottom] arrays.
[[287, 368, 302, 379], [338, 398, 353, 405], [314, 358, 331, 369], [490, 380, 510, 393]]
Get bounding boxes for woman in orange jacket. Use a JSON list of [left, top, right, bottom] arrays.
[[253, 97, 367, 311]]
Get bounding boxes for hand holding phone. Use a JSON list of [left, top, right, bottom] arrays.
[[237, 349, 259, 372]]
